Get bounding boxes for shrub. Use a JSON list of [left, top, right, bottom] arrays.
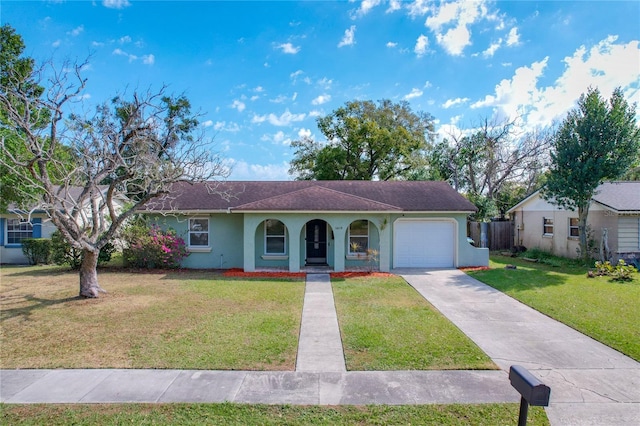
[[21, 238, 51, 265], [50, 230, 115, 269], [593, 259, 637, 282], [122, 224, 189, 269]]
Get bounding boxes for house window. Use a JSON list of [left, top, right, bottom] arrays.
[[569, 218, 579, 238], [543, 218, 554, 236], [265, 219, 286, 254], [6, 218, 33, 244], [189, 218, 209, 247], [349, 220, 369, 254]]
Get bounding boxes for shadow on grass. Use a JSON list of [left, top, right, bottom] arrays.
[[0, 294, 82, 322]]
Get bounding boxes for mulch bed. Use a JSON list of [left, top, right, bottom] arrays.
[[222, 268, 393, 279], [458, 266, 490, 272]]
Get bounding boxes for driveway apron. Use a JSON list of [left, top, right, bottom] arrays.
[[396, 268, 640, 426]]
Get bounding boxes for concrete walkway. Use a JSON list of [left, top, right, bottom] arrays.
[[296, 274, 346, 372], [396, 268, 640, 426], [2, 269, 639, 425]]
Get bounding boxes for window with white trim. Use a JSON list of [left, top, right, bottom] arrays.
[[569, 218, 579, 238], [7, 218, 33, 244], [188, 218, 209, 247], [543, 217, 554, 236], [348, 220, 369, 254], [265, 219, 286, 254]]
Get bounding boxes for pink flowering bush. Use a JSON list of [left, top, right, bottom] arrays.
[[122, 223, 189, 269]]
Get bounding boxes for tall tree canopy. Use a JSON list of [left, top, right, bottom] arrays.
[[289, 99, 435, 181], [0, 26, 227, 297], [542, 87, 640, 261]]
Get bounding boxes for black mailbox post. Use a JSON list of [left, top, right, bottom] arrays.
[[509, 365, 551, 426]]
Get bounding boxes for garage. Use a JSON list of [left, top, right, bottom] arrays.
[[393, 219, 455, 268]]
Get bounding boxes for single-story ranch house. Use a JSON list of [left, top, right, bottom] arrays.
[[141, 180, 488, 272], [507, 181, 640, 266]]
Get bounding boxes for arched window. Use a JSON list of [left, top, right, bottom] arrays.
[[265, 219, 286, 254], [348, 220, 369, 254]]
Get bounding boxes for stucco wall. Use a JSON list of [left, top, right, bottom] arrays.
[[0, 215, 56, 264]]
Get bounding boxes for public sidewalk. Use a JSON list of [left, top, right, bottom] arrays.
[[397, 268, 640, 426]]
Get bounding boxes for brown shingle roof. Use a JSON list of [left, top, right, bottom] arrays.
[[142, 180, 477, 213]]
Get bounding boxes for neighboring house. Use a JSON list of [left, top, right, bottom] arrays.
[[507, 181, 640, 266], [0, 186, 127, 265], [141, 180, 488, 272]]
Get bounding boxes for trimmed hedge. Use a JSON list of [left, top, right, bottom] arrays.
[[21, 238, 52, 265]]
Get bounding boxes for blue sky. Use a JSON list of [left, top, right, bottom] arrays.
[[3, 0, 639, 180]]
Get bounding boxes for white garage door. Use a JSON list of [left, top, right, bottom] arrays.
[[394, 220, 455, 268]]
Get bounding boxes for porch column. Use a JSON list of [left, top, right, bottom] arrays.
[[333, 225, 346, 272], [378, 223, 391, 272], [288, 223, 302, 272], [243, 217, 257, 272]]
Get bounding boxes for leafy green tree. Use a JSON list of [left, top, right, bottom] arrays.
[[542, 87, 640, 261], [289, 99, 435, 180], [0, 27, 227, 297]]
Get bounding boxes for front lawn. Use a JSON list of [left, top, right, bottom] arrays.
[[332, 276, 497, 370], [0, 266, 304, 370], [467, 255, 640, 361], [0, 403, 549, 425]]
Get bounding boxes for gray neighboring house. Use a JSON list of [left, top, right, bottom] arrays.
[[141, 180, 489, 272], [0, 186, 127, 265], [507, 181, 640, 266]]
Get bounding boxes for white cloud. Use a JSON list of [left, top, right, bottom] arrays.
[[506, 27, 520, 46], [298, 128, 312, 138], [425, 0, 491, 56], [141, 54, 155, 65], [469, 37, 640, 129], [442, 97, 469, 108], [482, 39, 502, 58], [317, 77, 333, 89], [228, 160, 291, 181], [119, 35, 131, 44], [414, 34, 429, 57], [254, 86, 265, 93], [387, 0, 402, 13], [270, 95, 288, 104], [102, 0, 130, 9], [308, 110, 323, 117], [404, 88, 423, 100], [252, 109, 306, 126], [407, 0, 431, 17], [290, 70, 304, 80], [231, 100, 246, 112], [68, 25, 84, 37], [423, 81, 432, 88], [338, 25, 356, 47], [52, 40, 61, 48], [213, 121, 240, 132], [312, 94, 331, 105], [112, 48, 137, 62], [354, 0, 382, 17], [386, 41, 398, 48], [202, 120, 214, 128], [275, 42, 300, 54]]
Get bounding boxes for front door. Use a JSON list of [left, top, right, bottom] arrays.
[[305, 220, 327, 265]]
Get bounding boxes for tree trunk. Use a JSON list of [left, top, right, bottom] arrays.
[[578, 205, 591, 263], [79, 249, 106, 298]]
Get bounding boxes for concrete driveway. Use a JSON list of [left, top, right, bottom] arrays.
[[396, 268, 640, 426]]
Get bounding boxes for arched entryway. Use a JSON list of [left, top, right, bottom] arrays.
[[305, 219, 328, 265]]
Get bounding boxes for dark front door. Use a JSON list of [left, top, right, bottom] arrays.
[[306, 220, 327, 265]]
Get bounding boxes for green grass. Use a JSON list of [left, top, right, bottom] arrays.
[[0, 403, 549, 425], [468, 255, 640, 361], [0, 266, 304, 370], [332, 276, 497, 370]]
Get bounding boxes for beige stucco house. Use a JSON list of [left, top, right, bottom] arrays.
[[507, 181, 640, 267]]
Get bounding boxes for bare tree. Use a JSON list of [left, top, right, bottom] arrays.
[[430, 117, 553, 218], [1, 40, 227, 297]]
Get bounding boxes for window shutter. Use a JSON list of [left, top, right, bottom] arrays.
[[32, 218, 42, 238], [0, 218, 4, 246]]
